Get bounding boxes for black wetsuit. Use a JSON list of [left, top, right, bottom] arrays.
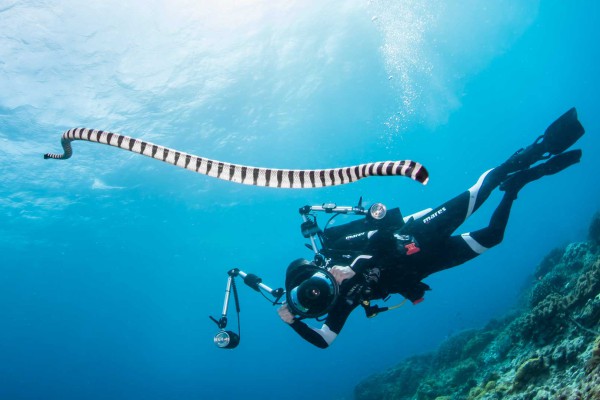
[[289, 164, 517, 348]]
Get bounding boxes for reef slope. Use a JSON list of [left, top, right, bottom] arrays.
[[355, 213, 600, 400]]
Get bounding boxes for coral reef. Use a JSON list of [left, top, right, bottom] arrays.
[[589, 211, 600, 244], [355, 213, 600, 400], [354, 354, 433, 399]]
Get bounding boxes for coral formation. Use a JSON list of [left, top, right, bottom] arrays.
[[354, 354, 433, 400], [535, 247, 565, 279], [588, 212, 600, 244], [512, 356, 547, 390], [355, 214, 600, 400]]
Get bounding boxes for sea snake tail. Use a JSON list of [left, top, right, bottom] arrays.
[[44, 128, 429, 188]]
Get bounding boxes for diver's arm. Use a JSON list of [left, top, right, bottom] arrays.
[[328, 256, 377, 286], [278, 304, 331, 348], [278, 300, 356, 348], [278, 304, 333, 348], [330, 265, 356, 282], [290, 320, 335, 349]]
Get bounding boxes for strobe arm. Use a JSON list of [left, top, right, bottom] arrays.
[[209, 271, 239, 330], [237, 270, 284, 303], [209, 268, 284, 349], [299, 203, 366, 215], [299, 197, 367, 215]]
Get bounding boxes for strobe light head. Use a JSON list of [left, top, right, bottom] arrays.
[[285, 259, 339, 318], [214, 330, 240, 349], [369, 202, 387, 220]]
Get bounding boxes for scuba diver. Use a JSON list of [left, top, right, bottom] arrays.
[[278, 108, 585, 348]]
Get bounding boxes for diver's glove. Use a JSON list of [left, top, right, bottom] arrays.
[[277, 304, 296, 324], [330, 265, 356, 284]]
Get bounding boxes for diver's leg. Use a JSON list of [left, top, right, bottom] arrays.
[[459, 136, 582, 216], [422, 149, 581, 260], [418, 125, 584, 275], [500, 150, 582, 199], [422, 193, 515, 275], [409, 109, 584, 243], [465, 192, 514, 249], [410, 166, 508, 242]]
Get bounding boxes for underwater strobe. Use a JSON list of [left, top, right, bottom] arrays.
[[213, 329, 240, 349], [210, 268, 284, 349]]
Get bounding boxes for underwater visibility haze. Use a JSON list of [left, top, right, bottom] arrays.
[[1, 1, 599, 399]]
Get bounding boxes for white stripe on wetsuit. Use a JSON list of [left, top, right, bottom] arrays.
[[311, 324, 338, 345], [350, 255, 373, 268], [461, 233, 489, 254], [466, 168, 493, 219]]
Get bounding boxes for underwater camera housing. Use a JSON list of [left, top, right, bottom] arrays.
[[284, 259, 339, 318]]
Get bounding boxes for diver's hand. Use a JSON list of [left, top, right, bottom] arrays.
[[278, 304, 295, 324], [330, 265, 356, 284]]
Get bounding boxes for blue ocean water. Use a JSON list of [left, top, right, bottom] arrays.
[[1, 1, 599, 399]]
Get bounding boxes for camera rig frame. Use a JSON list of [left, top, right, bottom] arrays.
[[210, 198, 397, 349]]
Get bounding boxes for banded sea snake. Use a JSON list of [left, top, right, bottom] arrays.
[[44, 128, 429, 188]]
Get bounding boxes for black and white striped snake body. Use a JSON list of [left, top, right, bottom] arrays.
[[44, 128, 429, 188]]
